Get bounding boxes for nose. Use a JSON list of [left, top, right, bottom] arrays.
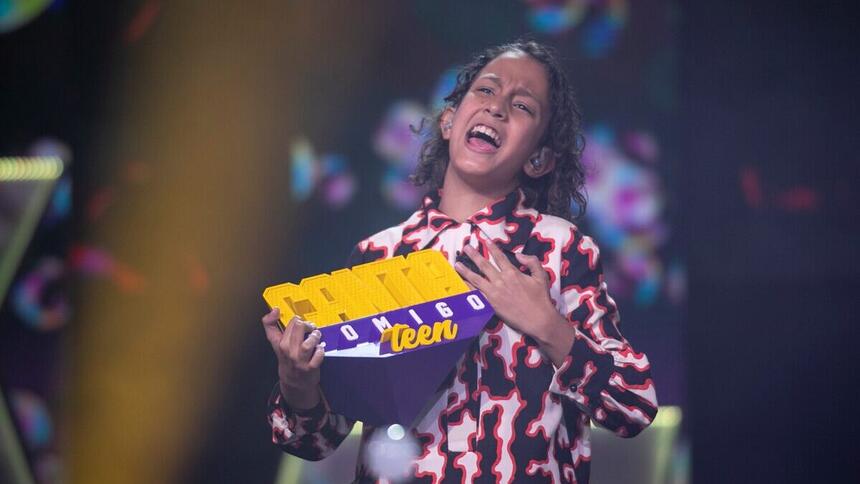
[[485, 100, 507, 120]]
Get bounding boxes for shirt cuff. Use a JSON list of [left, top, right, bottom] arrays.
[[267, 383, 328, 442], [548, 328, 613, 397]]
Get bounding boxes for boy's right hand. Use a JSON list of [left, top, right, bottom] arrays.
[[261, 307, 324, 410]]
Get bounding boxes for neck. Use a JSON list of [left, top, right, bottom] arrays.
[[438, 169, 518, 222]]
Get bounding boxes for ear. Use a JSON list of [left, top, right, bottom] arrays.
[[523, 146, 557, 179], [439, 107, 455, 141]]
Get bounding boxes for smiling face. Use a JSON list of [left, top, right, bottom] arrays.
[[441, 51, 552, 195]]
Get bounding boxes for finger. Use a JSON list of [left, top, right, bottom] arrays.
[[487, 241, 516, 274], [455, 261, 489, 292], [278, 316, 311, 356], [262, 307, 284, 347], [262, 306, 281, 325], [516, 253, 549, 283], [307, 344, 325, 369], [289, 317, 316, 347], [463, 245, 498, 278], [299, 329, 322, 361]]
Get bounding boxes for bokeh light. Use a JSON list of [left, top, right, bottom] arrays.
[[374, 102, 427, 211], [0, 0, 52, 33], [321, 171, 357, 209], [525, 0, 629, 57], [364, 425, 420, 482], [12, 256, 69, 331], [429, 68, 459, 111], [69, 244, 145, 293], [622, 130, 660, 164], [374, 68, 462, 212], [9, 389, 53, 451], [381, 167, 423, 211], [373, 101, 427, 172], [289, 138, 317, 202], [43, 177, 71, 226], [289, 138, 357, 209], [580, 124, 677, 305]]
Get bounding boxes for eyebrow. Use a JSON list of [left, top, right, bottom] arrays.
[[476, 74, 540, 103]]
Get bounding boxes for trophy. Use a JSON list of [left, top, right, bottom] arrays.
[[263, 249, 495, 427]]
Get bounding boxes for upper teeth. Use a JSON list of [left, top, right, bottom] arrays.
[[470, 125, 501, 146]]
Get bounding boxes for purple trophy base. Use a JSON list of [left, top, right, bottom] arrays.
[[319, 291, 494, 427]]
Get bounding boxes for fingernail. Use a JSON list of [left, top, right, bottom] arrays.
[[312, 330, 321, 338]]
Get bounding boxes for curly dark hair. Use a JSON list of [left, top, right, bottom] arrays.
[[411, 40, 587, 221]]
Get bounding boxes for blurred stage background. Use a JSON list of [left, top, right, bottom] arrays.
[[0, 1, 856, 483]]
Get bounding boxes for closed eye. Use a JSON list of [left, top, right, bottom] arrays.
[[476, 87, 494, 95]]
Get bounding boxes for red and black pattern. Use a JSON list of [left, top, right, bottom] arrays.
[[268, 189, 658, 483]]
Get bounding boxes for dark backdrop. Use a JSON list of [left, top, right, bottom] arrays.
[[683, 1, 859, 483]]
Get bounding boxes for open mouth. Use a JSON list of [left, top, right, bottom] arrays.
[[466, 124, 501, 152]]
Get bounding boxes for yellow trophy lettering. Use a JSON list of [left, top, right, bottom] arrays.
[[295, 274, 346, 327], [262, 282, 321, 328], [399, 327, 419, 350], [442, 319, 458, 339], [431, 319, 446, 342], [416, 324, 434, 345], [325, 269, 382, 320], [384, 320, 461, 353], [351, 258, 424, 307], [263, 249, 469, 330], [330, 267, 400, 314], [385, 324, 410, 352], [404, 250, 470, 300]]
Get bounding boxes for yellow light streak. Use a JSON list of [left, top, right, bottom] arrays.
[[0, 157, 63, 181]]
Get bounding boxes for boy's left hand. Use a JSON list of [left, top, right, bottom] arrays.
[[454, 242, 564, 343]]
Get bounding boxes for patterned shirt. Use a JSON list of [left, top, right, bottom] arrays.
[[268, 189, 658, 483]]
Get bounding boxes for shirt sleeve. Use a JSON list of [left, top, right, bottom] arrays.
[[548, 229, 659, 438], [265, 243, 369, 459], [267, 383, 356, 461]]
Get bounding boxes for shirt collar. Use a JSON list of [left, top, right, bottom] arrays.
[[402, 188, 541, 253]]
